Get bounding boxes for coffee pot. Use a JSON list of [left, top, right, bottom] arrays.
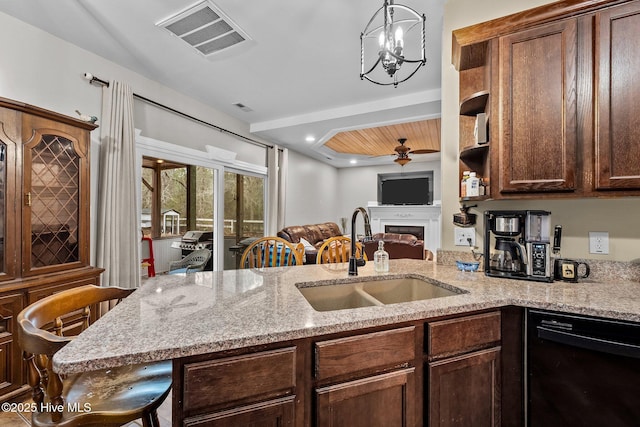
[[484, 210, 554, 282], [490, 237, 526, 273]]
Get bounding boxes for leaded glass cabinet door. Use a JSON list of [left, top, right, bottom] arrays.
[[0, 109, 17, 282], [21, 114, 90, 276]]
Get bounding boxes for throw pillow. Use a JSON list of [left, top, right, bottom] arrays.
[[299, 237, 315, 250]]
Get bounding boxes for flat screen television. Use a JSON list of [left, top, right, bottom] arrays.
[[378, 174, 432, 205]]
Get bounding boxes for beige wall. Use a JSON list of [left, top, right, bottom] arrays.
[[442, 0, 640, 261]]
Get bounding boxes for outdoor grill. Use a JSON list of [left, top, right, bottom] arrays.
[[176, 231, 213, 251]]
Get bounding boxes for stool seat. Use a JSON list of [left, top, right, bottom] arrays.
[[18, 285, 173, 427], [33, 361, 172, 427]]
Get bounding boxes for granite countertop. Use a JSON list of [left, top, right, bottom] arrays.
[[53, 259, 640, 374]]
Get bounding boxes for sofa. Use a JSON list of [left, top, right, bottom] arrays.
[[277, 222, 343, 264], [363, 233, 426, 261]]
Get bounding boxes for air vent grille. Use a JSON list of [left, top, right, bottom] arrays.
[[233, 103, 253, 112], [157, 1, 250, 57]]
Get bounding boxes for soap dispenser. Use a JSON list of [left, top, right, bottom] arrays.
[[374, 240, 389, 273]]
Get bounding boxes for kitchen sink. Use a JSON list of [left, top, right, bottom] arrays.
[[296, 283, 382, 311], [296, 276, 466, 311], [361, 278, 460, 305]]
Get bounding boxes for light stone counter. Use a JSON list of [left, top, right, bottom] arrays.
[[53, 259, 640, 374]]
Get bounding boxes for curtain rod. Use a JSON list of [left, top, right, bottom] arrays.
[[83, 73, 273, 149]]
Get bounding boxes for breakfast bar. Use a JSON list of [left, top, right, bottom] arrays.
[[52, 259, 640, 426]]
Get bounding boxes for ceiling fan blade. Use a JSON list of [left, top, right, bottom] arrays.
[[409, 149, 438, 154]]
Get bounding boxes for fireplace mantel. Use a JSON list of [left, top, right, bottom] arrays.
[[367, 204, 441, 253]]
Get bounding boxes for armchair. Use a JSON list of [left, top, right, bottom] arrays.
[[169, 248, 212, 274]]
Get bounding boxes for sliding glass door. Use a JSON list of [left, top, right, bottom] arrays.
[[223, 171, 265, 269]]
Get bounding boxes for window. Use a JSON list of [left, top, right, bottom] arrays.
[[224, 171, 264, 239], [141, 157, 214, 238]]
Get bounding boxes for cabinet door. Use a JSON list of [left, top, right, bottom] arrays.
[[428, 347, 500, 427], [0, 108, 18, 282], [498, 19, 578, 194], [595, 1, 640, 190], [21, 114, 89, 276], [0, 292, 27, 401], [316, 368, 415, 427], [183, 396, 295, 427]]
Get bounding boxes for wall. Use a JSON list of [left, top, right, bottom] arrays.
[[284, 150, 340, 227], [338, 158, 441, 205], [442, 0, 640, 262], [336, 158, 442, 235]]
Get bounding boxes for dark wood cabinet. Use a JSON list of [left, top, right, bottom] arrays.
[[314, 327, 417, 427], [316, 368, 416, 427], [0, 292, 27, 401], [183, 396, 296, 427], [176, 347, 298, 426], [594, 1, 640, 190], [454, 0, 640, 200], [0, 97, 102, 402], [171, 314, 508, 427], [428, 348, 500, 427], [497, 19, 578, 194], [457, 46, 494, 201], [173, 326, 420, 427], [427, 311, 502, 427], [20, 113, 92, 276]]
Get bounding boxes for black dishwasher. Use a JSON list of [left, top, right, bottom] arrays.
[[527, 309, 640, 427]]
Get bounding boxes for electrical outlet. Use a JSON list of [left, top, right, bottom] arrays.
[[589, 231, 609, 254], [454, 227, 476, 247]]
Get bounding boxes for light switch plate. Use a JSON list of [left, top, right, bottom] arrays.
[[589, 231, 609, 254], [454, 227, 476, 247]]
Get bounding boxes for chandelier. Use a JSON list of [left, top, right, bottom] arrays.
[[360, 0, 426, 87]]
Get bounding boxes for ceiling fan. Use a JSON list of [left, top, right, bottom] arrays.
[[392, 138, 436, 166]]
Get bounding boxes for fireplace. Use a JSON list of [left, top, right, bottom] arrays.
[[385, 225, 424, 241], [367, 204, 441, 252]]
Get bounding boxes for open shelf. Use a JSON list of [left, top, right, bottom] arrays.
[[459, 91, 489, 116], [459, 144, 489, 171], [460, 195, 490, 202]]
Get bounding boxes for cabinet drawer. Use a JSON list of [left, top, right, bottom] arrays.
[[428, 311, 501, 359], [183, 347, 296, 413], [315, 326, 415, 381]]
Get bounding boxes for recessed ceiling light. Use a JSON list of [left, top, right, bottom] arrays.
[[305, 136, 315, 143], [350, 159, 358, 164]]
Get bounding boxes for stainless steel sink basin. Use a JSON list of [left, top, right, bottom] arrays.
[[296, 276, 465, 311]]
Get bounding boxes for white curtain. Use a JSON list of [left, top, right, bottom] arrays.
[[96, 81, 139, 288], [267, 145, 288, 234]]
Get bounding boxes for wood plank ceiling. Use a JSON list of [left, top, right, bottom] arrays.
[[323, 118, 441, 157]]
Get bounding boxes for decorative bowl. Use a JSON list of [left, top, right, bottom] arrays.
[[456, 260, 480, 272]]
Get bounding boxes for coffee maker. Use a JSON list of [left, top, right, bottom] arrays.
[[484, 210, 553, 282]]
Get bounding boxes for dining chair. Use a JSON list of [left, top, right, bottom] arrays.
[[168, 248, 212, 274], [17, 285, 172, 427], [140, 235, 156, 277], [240, 236, 304, 268], [316, 236, 367, 264]]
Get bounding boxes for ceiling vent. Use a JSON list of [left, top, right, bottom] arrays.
[[157, 1, 251, 57], [232, 102, 253, 113]]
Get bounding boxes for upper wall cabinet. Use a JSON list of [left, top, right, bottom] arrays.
[[453, 0, 640, 200], [498, 19, 578, 194], [594, 1, 640, 190]]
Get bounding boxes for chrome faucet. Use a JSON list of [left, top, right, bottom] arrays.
[[349, 207, 373, 276]]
